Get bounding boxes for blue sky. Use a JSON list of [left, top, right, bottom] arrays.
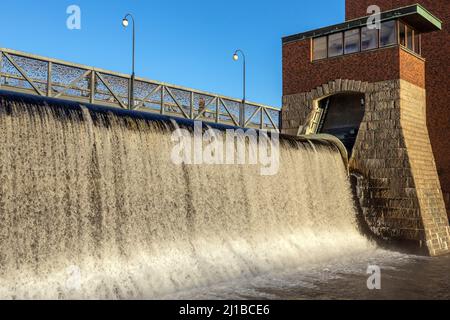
[[0, 0, 344, 107]]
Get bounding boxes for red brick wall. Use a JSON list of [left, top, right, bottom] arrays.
[[282, 39, 425, 95], [345, 0, 450, 215]]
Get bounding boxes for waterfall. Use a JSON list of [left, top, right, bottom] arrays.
[[0, 93, 373, 299]]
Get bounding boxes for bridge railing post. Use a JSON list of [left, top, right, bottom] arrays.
[[239, 102, 245, 128], [90, 71, 96, 104], [190, 91, 194, 119], [215, 97, 219, 123], [160, 86, 165, 115], [260, 107, 264, 130], [47, 62, 52, 97], [0, 49, 3, 90]]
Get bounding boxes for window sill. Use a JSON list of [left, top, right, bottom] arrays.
[[311, 44, 399, 63]]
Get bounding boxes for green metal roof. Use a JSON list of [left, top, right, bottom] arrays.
[[282, 4, 442, 44]]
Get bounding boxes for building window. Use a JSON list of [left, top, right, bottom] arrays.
[[414, 33, 421, 55], [344, 29, 360, 54], [312, 19, 422, 61], [313, 36, 327, 60], [398, 20, 421, 55], [361, 26, 378, 51], [407, 26, 414, 50], [399, 21, 406, 46], [328, 32, 343, 57], [380, 20, 397, 47]]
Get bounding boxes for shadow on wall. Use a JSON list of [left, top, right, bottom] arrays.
[[349, 173, 430, 256]]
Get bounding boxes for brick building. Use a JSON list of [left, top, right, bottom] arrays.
[[346, 0, 450, 225], [281, 2, 450, 255]]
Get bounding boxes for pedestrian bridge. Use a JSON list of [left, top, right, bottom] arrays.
[[0, 48, 280, 131]]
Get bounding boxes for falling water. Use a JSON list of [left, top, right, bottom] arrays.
[[0, 93, 374, 299]]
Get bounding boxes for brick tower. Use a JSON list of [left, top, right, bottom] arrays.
[[346, 0, 450, 234], [281, 3, 450, 255]]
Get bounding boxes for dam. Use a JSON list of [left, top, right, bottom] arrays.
[[0, 90, 372, 299], [0, 1, 449, 300]]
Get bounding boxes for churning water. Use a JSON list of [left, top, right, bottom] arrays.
[[0, 93, 377, 299]]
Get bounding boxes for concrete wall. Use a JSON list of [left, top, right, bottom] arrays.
[[282, 78, 450, 255]]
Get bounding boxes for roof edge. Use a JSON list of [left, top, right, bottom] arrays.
[[282, 4, 442, 44]]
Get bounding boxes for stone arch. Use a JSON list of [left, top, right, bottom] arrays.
[[299, 79, 370, 136], [315, 92, 366, 155]]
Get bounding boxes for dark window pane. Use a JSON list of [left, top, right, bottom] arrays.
[[328, 32, 343, 57], [361, 27, 378, 51], [313, 36, 327, 60], [399, 21, 406, 46], [344, 29, 360, 54], [380, 20, 397, 47], [414, 33, 421, 55], [407, 26, 414, 50]]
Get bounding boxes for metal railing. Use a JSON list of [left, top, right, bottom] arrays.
[[0, 48, 280, 131]]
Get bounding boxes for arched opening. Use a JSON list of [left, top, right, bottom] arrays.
[[317, 92, 365, 155]]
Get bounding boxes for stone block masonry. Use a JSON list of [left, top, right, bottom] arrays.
[[282, 78, 450, 255], [399, 80, 450, 255]]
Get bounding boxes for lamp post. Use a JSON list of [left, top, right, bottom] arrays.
[[122, 14, 135, 109], [233, 49, 246, 127]]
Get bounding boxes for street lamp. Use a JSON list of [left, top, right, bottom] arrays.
[[233, 49, 246, 127], [122, 13, 135, 109]]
